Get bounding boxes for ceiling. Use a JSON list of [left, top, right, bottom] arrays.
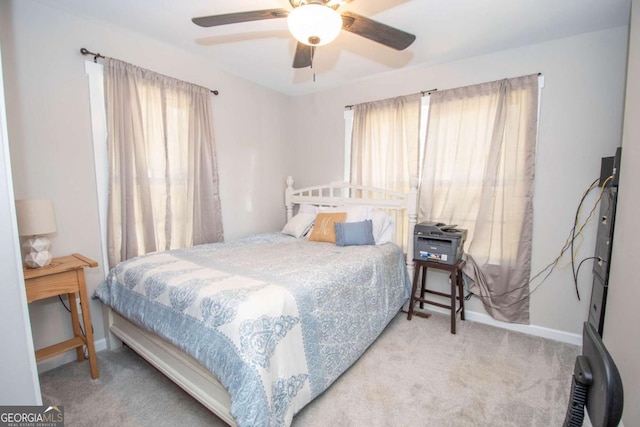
[[35, 0, 631, 96]]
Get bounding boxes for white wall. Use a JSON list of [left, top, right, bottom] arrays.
[[0, 0, 630, 380], [0, 0, 292, 371], [288, 27, 629, 338], [605, 1, 640, 425], [0, 38, 41, 406]]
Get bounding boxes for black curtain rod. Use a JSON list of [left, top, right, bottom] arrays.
[[79, 47, 219, 95], [345, 89, 437, 109], [344, 72, 543, 109], [80, 47, 105, 62]]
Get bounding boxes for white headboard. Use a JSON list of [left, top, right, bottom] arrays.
[[284, 176, 418, 275]]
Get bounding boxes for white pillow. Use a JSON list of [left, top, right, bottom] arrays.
[[343, 205, 372, 223], [370, 210, 393, 244], [297, 204, 319, 214], [317, 206, 338, 212], [282, 213, 316, 238], [317, 205, 370, 222]]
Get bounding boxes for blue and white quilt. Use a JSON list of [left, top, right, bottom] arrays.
[[94, 232, 411, 427]]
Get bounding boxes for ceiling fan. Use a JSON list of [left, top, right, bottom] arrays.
[[192, 0, 416, 69]]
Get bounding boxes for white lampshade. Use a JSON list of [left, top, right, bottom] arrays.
[[287, 4, 343, 47], [15, 199, 57, 268], [15, 199, 57, 237]]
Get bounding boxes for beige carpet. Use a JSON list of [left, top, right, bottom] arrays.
[[39, 312, 580, 427]]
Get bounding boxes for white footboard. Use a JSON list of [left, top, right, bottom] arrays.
[[106, 307, 236, 426]]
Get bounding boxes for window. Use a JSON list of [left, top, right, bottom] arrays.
[[344, 96, 429, 184], [346, 75, 543, 323], [86, 58, 224, 268]]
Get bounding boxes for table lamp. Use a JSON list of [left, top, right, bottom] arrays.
[[15, 199, 57, 268]]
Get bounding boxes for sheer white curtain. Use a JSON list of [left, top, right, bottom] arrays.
[[419, 74, 539, 323], [104, 58, 224, 267], [350, 94, 421, 251]]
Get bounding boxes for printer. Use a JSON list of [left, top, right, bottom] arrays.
[[414, 222, 467, 265]]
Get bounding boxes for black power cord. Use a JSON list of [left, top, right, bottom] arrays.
[[468, 176, 606, 311], [58, 295, 92, 360], [570, 178, 599, 300], [570, 176, 612, 300]]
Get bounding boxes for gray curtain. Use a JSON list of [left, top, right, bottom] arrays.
[[419, 75, 539, 323], [350, 93, 422, 251], [104, 58, 224, 267]]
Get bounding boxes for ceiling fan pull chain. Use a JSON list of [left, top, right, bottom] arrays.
[[312, 46, 316, 82]]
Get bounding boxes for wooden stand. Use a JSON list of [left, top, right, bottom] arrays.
[[23, 253, 99, 379], [407, 258, 466, 334]]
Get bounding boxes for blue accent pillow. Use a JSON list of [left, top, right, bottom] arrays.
[[334, 220, 375, 246]]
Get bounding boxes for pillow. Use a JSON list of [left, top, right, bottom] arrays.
[[335, 220, 375, 246], [342, 205, 372, 223], [297, 204, 319, 214], [308, 212, 347, 243], [370, 210, 393, 244], [282, 213, 316, 238], [318, 205, 371, 222]]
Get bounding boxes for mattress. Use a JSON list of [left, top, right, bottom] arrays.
[[94, 232, 411, 426]]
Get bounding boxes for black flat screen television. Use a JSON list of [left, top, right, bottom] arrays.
[[563, 322, 624, 427]]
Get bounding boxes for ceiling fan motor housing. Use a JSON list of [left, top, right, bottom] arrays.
[[287, 3, 343, 46]]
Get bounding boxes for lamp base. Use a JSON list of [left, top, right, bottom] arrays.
[[22, 236, 53, 268]]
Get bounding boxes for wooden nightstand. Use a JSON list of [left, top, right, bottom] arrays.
[[23, 253, 99, 379]]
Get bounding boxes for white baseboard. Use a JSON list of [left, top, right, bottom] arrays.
[[39, 308, 582, 374], [36, 338, 107, 374], [425, 305, 583, 346]]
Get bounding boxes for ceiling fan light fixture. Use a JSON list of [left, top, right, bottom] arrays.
[[287, 4, 343, 46]]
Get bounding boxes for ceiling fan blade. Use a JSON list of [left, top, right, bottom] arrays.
[[292, 43, 313, 69], [192, 9, 289, 27], [340, 11, 415, 50]]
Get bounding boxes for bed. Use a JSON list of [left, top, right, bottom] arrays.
[[95, 176, 418, 427]]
